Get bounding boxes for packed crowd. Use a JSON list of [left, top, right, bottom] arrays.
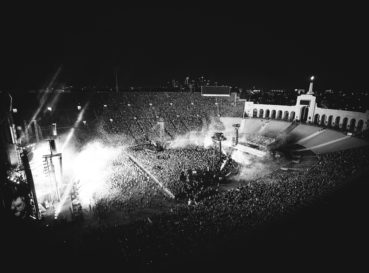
[[99, 92, 243, 140], [88, 145, 229, 225], [317, 91, 369, 112], [40, 145, 369, 268], [245, 90, 297, 106], [88, 153, 172, 223], [10, 90, 369, 268], [128, 147, 218, 195]]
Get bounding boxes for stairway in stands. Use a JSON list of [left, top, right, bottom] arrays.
[[296, 128, 325, 145], [279, 120, 300, 136], [267, 121, 300, 150]]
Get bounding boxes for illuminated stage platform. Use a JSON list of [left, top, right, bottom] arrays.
[[232, 142, 267, 158]]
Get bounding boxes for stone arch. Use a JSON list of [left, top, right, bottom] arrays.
[[283, 111, 289, 120], [327, 115, 333, 127], [357, 119, 364, 132], [300, 107, 309, 122], [320, 114, 326, 126], [334, 116, 340, 128], [253, 109, 258, 118], [342, 117, 348, 130], [265, 109, 270, 118], [349, 119, 356, 132], [277, 110, 283, 119], [289, 111, 295, 121], [314, 114, 320, 125], [271, 110, 276, 119], [259, 109, 264, 118]]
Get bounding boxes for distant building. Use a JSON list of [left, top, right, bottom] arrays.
[[244, 77, 369, 132], [171, 79, 178, 88], [270, 89, 284, 93]]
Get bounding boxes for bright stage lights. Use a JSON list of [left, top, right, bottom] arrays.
[[55, 140, 121, 217], [26, 66, 62, 130], [54, 175, 75, 218], [310, 76, 315, 81], [52, 123, 57, 136], [12, 108, 18, 113], [47, 107, 52, 111], [61, 102, 89, 152]]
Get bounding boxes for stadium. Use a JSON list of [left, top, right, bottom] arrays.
[[1, 76, 369, 271]]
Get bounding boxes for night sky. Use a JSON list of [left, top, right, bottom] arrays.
[[1, 6, 368, 92]]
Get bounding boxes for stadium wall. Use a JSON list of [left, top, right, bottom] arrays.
[[244, 93, 369, 133]]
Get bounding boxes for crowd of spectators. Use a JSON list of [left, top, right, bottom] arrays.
[[10, 90, 369, 268], [87, 145, 229, 225], [128, 147, 217, 195], [317, 91, 369, 112], [41, 145, 369, 268], [244, 89, 297, 106], [100, 92, 243, 140], [88, 153, 172, 223]]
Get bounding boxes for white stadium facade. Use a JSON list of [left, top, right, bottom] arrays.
[[242, 78, 369, 133]]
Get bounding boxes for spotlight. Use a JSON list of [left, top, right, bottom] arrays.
[[47, 107, 52, 111], [127, 103, 131, 107], [12, 108, 18, 113], [109, 118, 113, 122], [310, 76, 315, 81], [52, 123, 57, 136], [77, 105, 82, 111], [83, 120, 87, 125], [103, 104, 107, 108]]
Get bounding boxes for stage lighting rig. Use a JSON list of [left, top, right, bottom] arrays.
[[212, 132, 227, 164], [42, 138, 63, 202]]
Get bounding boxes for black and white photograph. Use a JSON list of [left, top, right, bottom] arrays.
[[1, 5, 368, 272]]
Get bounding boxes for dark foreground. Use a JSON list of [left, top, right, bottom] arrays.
[[2, 170, 368, 272]]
